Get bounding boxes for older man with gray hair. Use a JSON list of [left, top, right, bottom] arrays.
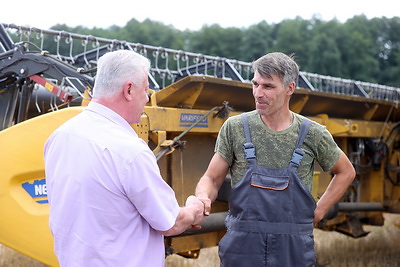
[[45, 50, 205, 266]]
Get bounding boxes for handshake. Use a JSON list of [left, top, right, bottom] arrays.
[[185, 195, 211, 230], [162, 195, 212, 236]]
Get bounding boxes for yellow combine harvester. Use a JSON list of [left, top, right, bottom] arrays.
[[0, 23, 399, 266]]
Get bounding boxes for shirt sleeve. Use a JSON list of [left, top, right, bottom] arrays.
[[215, 117, 234, 166], [123, 145, 180, 231], [316, 127, 342, 172]]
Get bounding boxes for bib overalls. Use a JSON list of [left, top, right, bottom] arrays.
[[218, 114, 316, 266]]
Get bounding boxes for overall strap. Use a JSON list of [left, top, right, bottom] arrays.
[[290, 117, 312, 166], [241, 113, 256, 160]]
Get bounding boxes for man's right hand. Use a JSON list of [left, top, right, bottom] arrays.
[[185, 195, 206, 228], [194, 153, 230, 217], [196, 197, 211, 216]]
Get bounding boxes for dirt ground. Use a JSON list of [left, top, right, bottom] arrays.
[[1, 213, 399, 267]]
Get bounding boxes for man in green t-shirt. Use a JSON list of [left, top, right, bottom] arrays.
[[195, 52, 355, 266]]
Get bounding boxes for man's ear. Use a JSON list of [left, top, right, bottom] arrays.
[[287, 81, 296, 96], [123, 81, 134, 101]]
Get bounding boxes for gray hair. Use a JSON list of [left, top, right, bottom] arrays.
[[92, 50, 151, 98], [252, 52, 299, 88]]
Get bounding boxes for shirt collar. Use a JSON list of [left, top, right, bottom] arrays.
[[86, 101, 138, 136]]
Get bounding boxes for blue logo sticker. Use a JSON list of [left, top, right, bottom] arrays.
[[180, 113, 208, 128], [22, 179, 48, 204]]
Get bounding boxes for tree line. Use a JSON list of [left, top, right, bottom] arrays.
[[49, 15, 400, 87]]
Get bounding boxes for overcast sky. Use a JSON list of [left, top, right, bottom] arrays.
[[2, 0, 398, 31]]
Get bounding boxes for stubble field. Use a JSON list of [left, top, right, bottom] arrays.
[[1, 213, 399, 267]]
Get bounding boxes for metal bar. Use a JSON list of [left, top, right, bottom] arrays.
[[0, 24, 14, 52], [176, 202, 385, 237], [298, 72, 315, 90], [176, 211, 228, 237], [353, 82, 369, 98], [337, 202, 384, 212]]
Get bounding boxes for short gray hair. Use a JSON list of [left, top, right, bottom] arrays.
[[252, 52, 299, 88], [93, 50, 150, 98]]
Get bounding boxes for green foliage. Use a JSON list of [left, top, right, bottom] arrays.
[[271, 17, 313, 69], [119, 19, 185, 48], [308, 19, 343, 76], [187, 24, 244, 59], [240, 21, 273, 61]]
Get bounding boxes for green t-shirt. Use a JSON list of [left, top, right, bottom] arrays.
[[215, 110, 341, 192]]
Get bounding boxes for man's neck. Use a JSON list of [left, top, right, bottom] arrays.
[[91, 97, 128, 122], [260, 111, 293, 131]]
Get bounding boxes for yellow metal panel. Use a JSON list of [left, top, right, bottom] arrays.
[[152, 76, 254, 111], [143, 106, 236, 134], [309, 115, 393, 138], [290, 95, 309, 114], [363, 104, 379, 120], [312, 171, 321, 201], [0, 107, 85, 266], [131, 114, 150, 141], [291, 88, 400, 122], [168, 231, 225, 255]]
